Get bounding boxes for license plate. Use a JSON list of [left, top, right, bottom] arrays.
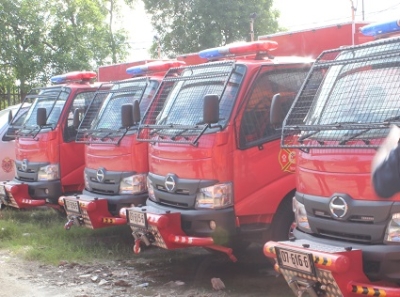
[[128, 209, 147, 228], [276, 247, 315, 275], [65, 200, 80, 213]]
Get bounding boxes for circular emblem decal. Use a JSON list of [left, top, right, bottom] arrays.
[[96, 168, 105, 183], [278, 149, 296, 173], [329, 196, 348, 218], [1, 157, 13, 173], [165, 174, 176, 192], [21, 159, 28, 172]]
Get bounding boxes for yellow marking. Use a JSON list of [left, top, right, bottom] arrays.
[[313, 255, 332, 266], [103, 218, 115, 224], [352, 285, 386, 296]]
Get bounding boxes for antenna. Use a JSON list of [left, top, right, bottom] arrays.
[[249, 13, 257, 42], [349, 0, 356, 45]]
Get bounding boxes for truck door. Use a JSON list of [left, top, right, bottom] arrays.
[[233, 66, 309, 217]]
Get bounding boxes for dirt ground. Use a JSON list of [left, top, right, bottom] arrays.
[[0, 244, 294, 297]]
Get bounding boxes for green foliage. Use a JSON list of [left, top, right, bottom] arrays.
[[0, 208, 134, 265], [0, 0, 132, 99], [142, 0, 281, 57]]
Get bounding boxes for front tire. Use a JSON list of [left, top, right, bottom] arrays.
[[270, 196, 294, 241]]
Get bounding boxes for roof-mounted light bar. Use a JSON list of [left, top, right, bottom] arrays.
[[198, 41, 278, 60], [51, 71, 97, 84], [360, 20, 400, 37], [126, 60, 186, 76]]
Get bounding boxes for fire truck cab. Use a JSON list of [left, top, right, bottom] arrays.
[[0, 72, 104, 210], [58, 60, 185, 230], [265, 20, 400, 297], [117, 39, 318, 260]]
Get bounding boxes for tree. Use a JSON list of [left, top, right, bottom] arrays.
[[0, 0, 132, 102], [141, 0, 281, 58]]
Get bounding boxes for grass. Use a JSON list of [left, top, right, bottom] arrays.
[[0, 207, 135, 265]]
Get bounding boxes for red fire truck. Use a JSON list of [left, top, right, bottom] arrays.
[[265, 20, 400, 296], [0, 63, 141, 211], [58, 60, 185, 230], [117, 22, 366, 261]]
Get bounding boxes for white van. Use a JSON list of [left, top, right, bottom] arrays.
[[0, 104, 29, 181]]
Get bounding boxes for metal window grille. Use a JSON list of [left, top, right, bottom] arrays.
[[238, 67, 310, 148], [16, 86, 68, 137], [137, 61, 243, 146], [282, 37, 400, 149], [76, 78, 155, 145]]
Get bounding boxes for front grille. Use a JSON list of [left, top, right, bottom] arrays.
[[314, 210, 374, 224], [159, 199, 189, 208], [156, 185, 190, 195], [17, 176, 35, 182], [89, 177, 116, 184], [318, 228, 371, 242], [91, 188, 115, 195]]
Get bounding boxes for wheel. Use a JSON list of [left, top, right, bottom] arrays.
[[270, 196, 294, 241]]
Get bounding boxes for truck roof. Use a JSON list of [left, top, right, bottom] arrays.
[[98, 60, 157, 82], [259, 22, 373, 59]]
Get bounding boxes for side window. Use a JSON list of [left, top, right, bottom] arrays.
[[238, 68, 309, 149], [64, 91, 94, 142]]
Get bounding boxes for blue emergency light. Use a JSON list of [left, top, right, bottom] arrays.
[[360, 20, 400, 37]]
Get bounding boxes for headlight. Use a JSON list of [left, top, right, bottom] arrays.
[[119, 173, 147, 194], [195, 182, 233, 209], [384, 213, 400, 243], [84, 172, 91, 191], [147, 176, 155, 201], [38, 164, 60, 181], [293, 197, 311, 233]]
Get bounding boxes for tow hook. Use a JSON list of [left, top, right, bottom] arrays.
[[287, 278, 321, 297], [64, 219, 74, 230], [132, 231, 154, 253], [64, 215, 84, 230]]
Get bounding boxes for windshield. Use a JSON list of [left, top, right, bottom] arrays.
[[76, 78, 159, 144], [137, 61, 245, 145], [22, 87, 69, 128], [93, 79, 157, 130], [0, 108, 15, 129], [156, 63, 243, 128], [282, 37, 400, 149]]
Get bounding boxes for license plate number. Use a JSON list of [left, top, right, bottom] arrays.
[[277, 247, 314, 275], [128, 209, 147, 228], [65, 200, 80, 213]]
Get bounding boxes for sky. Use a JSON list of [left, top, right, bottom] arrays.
[[122, 0, 400, 61]]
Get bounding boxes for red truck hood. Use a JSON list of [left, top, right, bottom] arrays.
[[149, 132, 231, 180], [296, 148, 383, 201], [85, 135, 148, 172], [16, 131, 59, 163]]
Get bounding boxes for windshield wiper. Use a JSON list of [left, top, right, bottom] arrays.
[[298, 130, 321, 143], [339, 128, 371, 145], [384, 115, 400, 123]]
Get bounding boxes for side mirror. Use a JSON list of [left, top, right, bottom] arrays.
[[132, 100, 141, 124], [7, 110, 12, 124], [121, 103, 134, 128], [37, 108, 47, 126], [270, 93, 283, 126], [73, 108, 83, 129], [203, 94, 219, 124]]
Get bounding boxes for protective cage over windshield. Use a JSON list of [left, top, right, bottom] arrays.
[[76, 78, 154, 145], [16, 87, 69, 138], [137, 61, 244, 146], [282, 37, 400, 149]]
